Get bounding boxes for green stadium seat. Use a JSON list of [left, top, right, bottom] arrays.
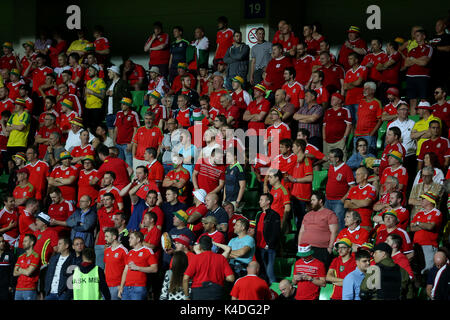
[[408, 115, 420, 122], [346, 132, 354, 154], [274, 257, 296, 279], [312, 170, 328, 191], [376, 120, 388, 155], [139, 105, 150, 121], [270, 282, 281, 295], [246, 170, 259, 190], [319, 283, 334, 300], [130, 90, 146, 115], [283, 233, 297, 253]]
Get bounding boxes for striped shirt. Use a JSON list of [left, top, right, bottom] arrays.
[[296, 103, 323, 138]]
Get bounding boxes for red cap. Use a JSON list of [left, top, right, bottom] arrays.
[[386, 87, 399, 97], [173, 234, 191, 247], [331, 92, 345, 102]]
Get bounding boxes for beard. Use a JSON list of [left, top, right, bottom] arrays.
[[311, 203, 321, 211]]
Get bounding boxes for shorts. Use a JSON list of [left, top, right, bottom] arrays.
[[406, 76, 429, 100]]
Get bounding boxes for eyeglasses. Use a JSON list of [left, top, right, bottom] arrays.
[[434, 91, 441, 95], [337, 246, 349, 250]]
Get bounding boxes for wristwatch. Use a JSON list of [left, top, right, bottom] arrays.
[[416, 221, 420, 226]]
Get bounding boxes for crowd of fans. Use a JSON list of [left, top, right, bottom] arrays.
[[0, 14, 449, 301]]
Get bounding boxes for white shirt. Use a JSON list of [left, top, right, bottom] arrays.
[[50, 254, 69, 294], [65, 128, 96, 152], [107, 78, 119, 115], [388, 118, 416, 157]]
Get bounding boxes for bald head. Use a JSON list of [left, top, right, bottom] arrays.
[[434, 251, 448, 269], [247, 261, 260, 275], [279, 279, 294, 297]]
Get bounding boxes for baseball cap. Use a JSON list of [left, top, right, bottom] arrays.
[[173, 234, 191, 247], [193, 189, 207, 203], [149, 66, 160, 74], [373, 242, 392, 256], [107, 66, 120, 75], [37, 212, 51, 225]]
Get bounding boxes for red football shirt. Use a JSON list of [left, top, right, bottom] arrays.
[[230, 275, 271, 300], [146, 33, 170, 65], [147, 160, 164, 183], [25, 160, 50, 201], [132, 126, 163, 160], [0, 207, 19, 239], [376, 227, 414, 254], [194, 158, 226, 193], [48, 200, 75, 235], [326, 163, 355, 200], [344, 65, 367, 105], [96, 156, 130, 190], [320, 64, 345, 92], [294, 55, 314, 86], [125, 246, 158, 287], [246, 98, 271, 136], [104, 244, 128, 287], [270, 184, 291, 220], [166, 167, 190, 203], [382, 51, 402, 85], [33, 227, 59, 265], [329, 255, 357, 300], [406, 44, 433, 77], [96, 207, 118, 246], [323, 107, 352, 143], [418, 137, 450, 168], [264, 56, 293, 91], [361, 51, 388, 82], [18, 209, 36, 248], [336, 226, 369, 247], [294, 258, 326, 300], [215, 28, 234, 60], [282, 81, 305, 108], [290, 158, 313, 201], [187, 203, 209, 234], [32, 66, 53, 95], [77, 169, 99, 205], [97, 187, 123, 212], [13, 183, 36, 203], [15, 251, 40, 290], [411, 208, 443, 247], [355, 98, 382, 136], [347, 184, 377, 227], [49, 165, 78, 201]]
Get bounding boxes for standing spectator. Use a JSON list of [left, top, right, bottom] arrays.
[[205, 193, 229, 234], [13, 234, 39, 300], [326, 238, 357, 300], [410, 192, 443, 274], [144, 147, 164, 186], [343, 52, 367, 125], [44, 236, 76, 300], [403, 28, 433, 115], [418, 120, 450, 169], [0, 194, 19, 248], [118, 231, 159, 300], [360, 243, 412, 300], [6, 98, 30, 158], [96, 170, 125, 212], [214, 16, 234, 65], [297, 191, 339, 269], [169, 26, 190, 82], [13, 167, 35, 207], [159, 251, 189, 300], [95, 193, 119, 269], [353, 82, 382, 155], [344, 166, 377, 231], [183, 235, 235, 300], [0, 234, 14, 299], [386, 234, 414, 279], [48, 151, 78, 202], [272, 20, 298, 56], [121, 59, 147, 91], [131, 111, 163, 173], [243, 84, 270, 138], [92, 25, 110, 66], [308, 70, 329, 108], [104, 227, 128, 300], [34, 113, 61, 159], [223, 31, 249, 89], [336, 211, 370, 251], [144, 22, 170, 78], [361, 38, 388, 85], [432, 86, 450, 132], [193, 148, 226, 194], [323, 92, 352, 163], [337, 26, 367, 71], [430, 18, 450, 90], [161, 187, 188, 233], [342, 249, 371, 300], [317, 51, 345, 96], [47, 186, 75, 236], [72, 248, 111, 300], [249, 27, 272, 86], [113, 213, 130, 250], [84, 65, 106, 131], [264, 43, 293, 92], [411, 100, 442, 158], [282, 67, 305, 110], [377, 42, 403, 101], [230, 261, 271, 300], [25, 146, 49, 202], [267, 169, 291, 232], [292, 244, 326, 300], [17, 198, 39, 249], [294, 90, 323, 150], [325, 148, 355, 230], [77, 155, 99, 206], [162, 155, 190, 204], [223, 147, 246, 208]]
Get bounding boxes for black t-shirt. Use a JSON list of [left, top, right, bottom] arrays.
[[430, 33, 450, 67], [161, 201, 189, 233], [170, 39, 190, 67]]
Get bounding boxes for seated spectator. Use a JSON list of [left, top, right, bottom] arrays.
[[65, 117, 96, 152], [326, 238, 357, 300], [410, 192, 443, 275], [48, 151, 78, 202], [426, 249, 450, 300], [264, 109, 291, 158], [230, 261, 271, 300], [160, 118, 181, 174], [413, 152, 445, 185], [408, 167, 444, 219], [292, 244, 326, 300], [342, 249, 371, 300], [277, 279, 297, 300], [227, 218, 255, 278], [186, 189, 208, 237], [223, 201, 247, 240], [336, 211, 370, 252], [265, 89, 295, 128], [146, 66, 169, 99], [298, 191, 338, 269], [373, 175, 399, 213], [344, 166, 377, 231]]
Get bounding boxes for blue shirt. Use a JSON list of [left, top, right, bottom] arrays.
[[228, 235, 255, 265], [346, 152, 376, 172], [225, 162, 246, 202], [342, 268, 365, 300]]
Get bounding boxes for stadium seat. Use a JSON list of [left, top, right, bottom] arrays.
[[319, 283, 334, 300], [312, 170, 328, 191], [246, 170, 260, 190], [346, 132, 354, 154], [283, 233, 297, 253], [274, 257, 296, 279], [270, 282, 281, 295], [376, 120, 388, 155], [408, 115, 420, 122], [139, 105, 150, 121], [130, 90, 146, 114]]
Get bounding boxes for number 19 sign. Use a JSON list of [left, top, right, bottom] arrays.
[[244, 0, 266, 19]]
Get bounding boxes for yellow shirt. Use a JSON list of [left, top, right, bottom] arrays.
[[413, 114, 442, 155], [0, 74, 4, 87], [85, 78, 106, 109], [67, 39, 90, 54], [7, 111, 30, 147]]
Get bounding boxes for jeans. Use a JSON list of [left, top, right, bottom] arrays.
[[291, 197, 308, 232], [109, 286, 121, 300], [421, 245, 438, 274], [163, 163, 173, 176], [325, 199, 346, 231], [45, 292, 71, 300], [95, 245, 105, 270], [14, 290, 37, 300], [344, 104, 359, 125], [353, 135, 377, 156], [259, 248, 277, 284], [121, 286, 147, 300], [116, 144, 133, 170], [105, 114, 116, 129]]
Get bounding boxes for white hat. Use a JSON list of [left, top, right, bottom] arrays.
[[107, 65, 120, 75], [193, 189, 207, 203], [149, 66, 160, 74], [417, 100, 432, 109], [37, 212, 51, 225], [297, 244, 314, 257]]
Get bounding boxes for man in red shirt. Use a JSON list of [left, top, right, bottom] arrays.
[[336, 211, 370, 251], [96, 171, 124, 212], [214, 16, 234, 64], [183, 235, 235, 300], [373, 191, 410, 232], [354, 82, 383, 155], [13, 167, 36, 207], [48, 151, 78, 202], [25, 146, 50, 201], [326, 238, 357, 300], [132, 111, 163, 173], [272, 20, 299, 56], [144, 147, 164, 186], [293, 42, 314, 87], [140, 211, 162, 261], [343, 52, 368, 125], [230, 261, 272, 300], [267, 169, 291, 231], [375, 209, 414, 256], [293, 244, 326, 300], [95, 192, 119, 269], [144, 21, 170, 78], [338, 26, 367, 71], [432, 86, 450, 131], [94, 145, 131, 190], [282, 66, 305, 110], [309, 70, 329, 108], [193, 148, 226, 194], [33, 212, 59, 270], [264, 43, 293, 92], [29, 54, 53, 98], [113, 97, 140, 169], [13, 233, 40, 300], [410, 191, 443, 274], [361, 38, 388, 84], [386, 234, 414, 279], [104, 227, 128, 300], [403, 29, 433, 115], [344, 167, 377, 231], [323, 92, 352, 163], [18, 198, 39, 249], [418, 120, 450, 169], [243, 84, 270, 137], [379, 126, 406, 175], [35, 113, 61, 159], [0, 42, 19, 71], [47, 186, 75, 237], [0, 194, 19, 247], [317, 51, 345, 95], [118, 231, 158, 300], [380, 150, 409, 195]]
